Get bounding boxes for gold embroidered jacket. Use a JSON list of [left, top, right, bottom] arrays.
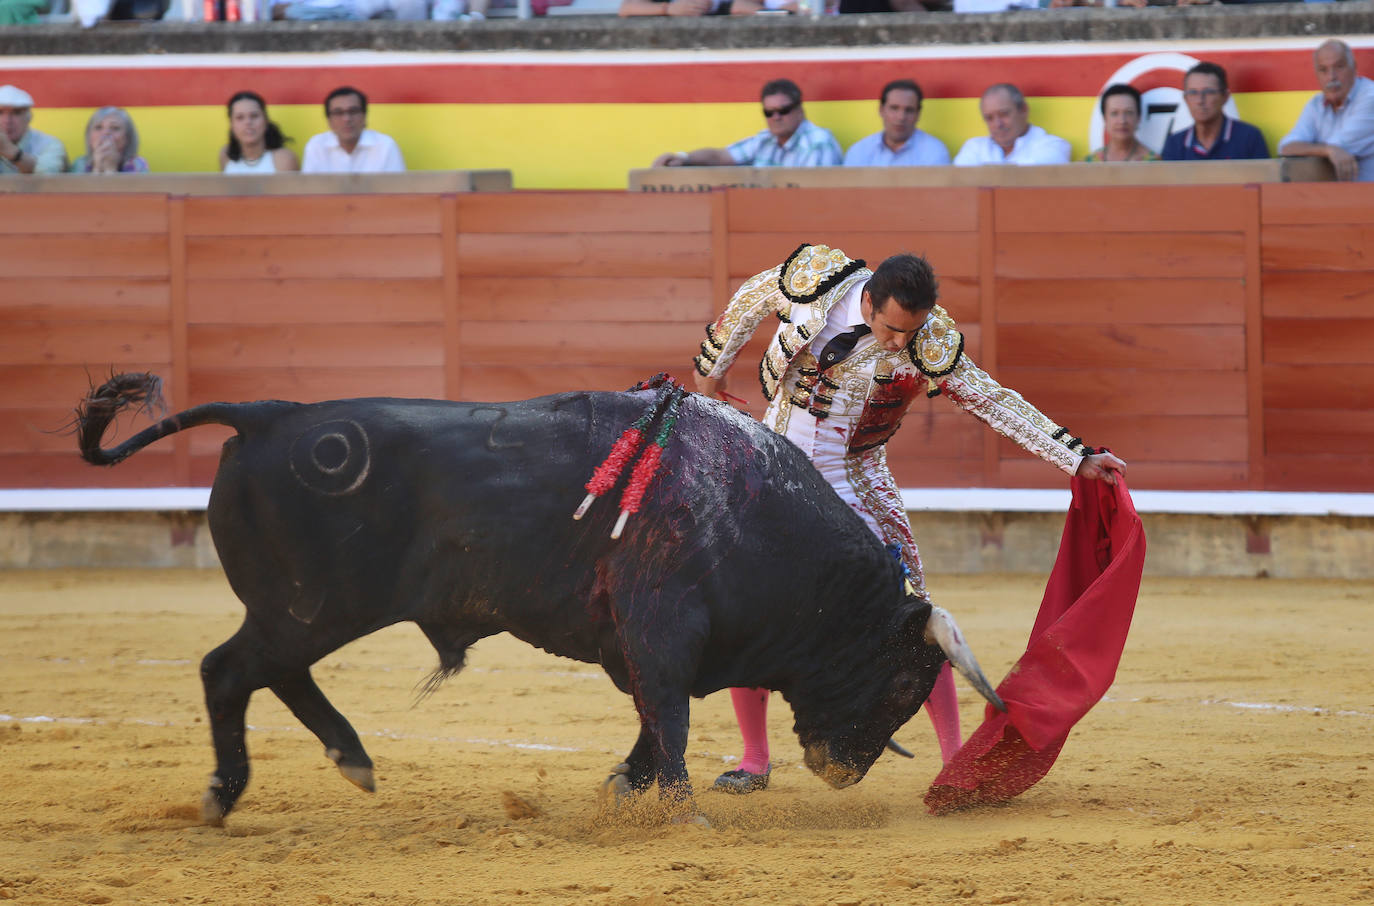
[[693, 243, 1094, 471]]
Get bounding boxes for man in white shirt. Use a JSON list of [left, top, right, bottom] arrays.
[[953, 83, 1071, 167], [1278, 39, 1374, 183], [301, 87, 406, 174], [0, 84, 68, 176], [843, 79, 951, 168]]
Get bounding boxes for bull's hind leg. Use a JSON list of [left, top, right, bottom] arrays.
[[269, 671, 375, 793], [199, 629, 264, 825], [199, 620, 377, 825]]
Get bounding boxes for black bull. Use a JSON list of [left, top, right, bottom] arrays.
[[76, 373, 1002, 823]]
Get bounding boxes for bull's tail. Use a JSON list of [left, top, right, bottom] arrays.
[[76, 372, 262, 467]]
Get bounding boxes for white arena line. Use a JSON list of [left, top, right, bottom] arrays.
[[0, 713, 584, 751], [1201, 699, 1373, 720], [7, 487, 1374, 516]]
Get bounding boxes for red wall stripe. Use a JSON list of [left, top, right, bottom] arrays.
[[0, 46, 1356, 109]]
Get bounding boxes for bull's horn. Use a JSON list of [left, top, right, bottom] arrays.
[[923, 606, 1006, 713], [886, 738, 915, 759]]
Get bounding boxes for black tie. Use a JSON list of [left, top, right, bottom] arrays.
[[818, 324, 871, 368]]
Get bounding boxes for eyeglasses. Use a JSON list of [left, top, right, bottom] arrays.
[[762, 102, 799, 119], [328, 106, 365, 118], [1183, 88, 1221, 99]]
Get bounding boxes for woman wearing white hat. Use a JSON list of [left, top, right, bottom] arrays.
[[0, 85, 69, 175]]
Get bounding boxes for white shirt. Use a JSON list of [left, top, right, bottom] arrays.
[[301, 128, 406, 174], [224, 154, 277, 174], [843, 130, 951, 168], [786, 280, 884, 469], [953, 124, 1072, 167], [807, 279, 870, 358]]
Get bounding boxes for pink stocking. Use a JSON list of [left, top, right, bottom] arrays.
[[728, 687, 771, 773], [924, 662, 962, 764]]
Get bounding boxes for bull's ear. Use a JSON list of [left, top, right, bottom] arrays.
[[897, 594, 937, 650]]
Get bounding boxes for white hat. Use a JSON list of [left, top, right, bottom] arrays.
[[0, 85, 35, 108]]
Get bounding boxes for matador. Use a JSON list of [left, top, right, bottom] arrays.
[[692, 243, 1127, 794]]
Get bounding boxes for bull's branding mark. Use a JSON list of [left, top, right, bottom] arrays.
[[288, 420, 371, 496], [468, 406, 525, 451]]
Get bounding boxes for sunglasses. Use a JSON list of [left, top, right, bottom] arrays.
[[762, 102, 799, 119]]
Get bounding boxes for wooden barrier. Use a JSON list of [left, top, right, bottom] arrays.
[[4, 181, 1373, 493], [627, 158, 1337, 192], [0, 171, 515, 195]]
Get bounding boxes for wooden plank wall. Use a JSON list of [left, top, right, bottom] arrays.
[[992, 185, 1255, 491], [1260, 183, 1374, 492], [6, 185, 1374, 493], [1, 194, 175, 488]]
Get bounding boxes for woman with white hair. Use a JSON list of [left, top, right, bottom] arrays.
[[69, 106, 148, 173]]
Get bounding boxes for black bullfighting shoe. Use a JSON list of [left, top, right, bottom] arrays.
[[711, 765, 770, 794]]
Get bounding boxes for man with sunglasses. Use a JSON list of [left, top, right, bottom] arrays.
[[692, 244, 1127, 794], [1161, 62, 1268, 162], [302, 86, 406, 174], [652, 78, 841, 168]]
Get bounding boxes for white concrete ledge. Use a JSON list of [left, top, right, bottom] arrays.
[[4, 487, 1374, 517], [0, 488, 212, 512], [902, 488, 1374, 517]]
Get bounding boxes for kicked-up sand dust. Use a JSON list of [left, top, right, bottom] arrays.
[[0, 568, 1370, 905]]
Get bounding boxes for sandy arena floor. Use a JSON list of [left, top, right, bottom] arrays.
[[0, 568, 1370, 906]]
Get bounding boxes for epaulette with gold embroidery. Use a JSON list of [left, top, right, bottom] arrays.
[[907, 304, 964, 397], [778, 244, 867, 304]]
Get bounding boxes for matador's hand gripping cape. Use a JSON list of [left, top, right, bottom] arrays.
[[925, 473, 1146, 813]]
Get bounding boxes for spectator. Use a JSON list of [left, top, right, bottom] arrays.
[[843, 79, 951, 167], [1161, 62, 1268, 162], [1084, 84, 1159, 162], [219, 91, 300, 174], [271, 0, 426, 18], [0, 0, 46, 23], [1278, 39, 1374, 182], [651, 79, 842, 168], [0, 85, 67, 175], [69, 107, 149, 174], [838, 0, 929, 11], [431, 0, 488, 20], [953, 83, 1071, 166], [619, 0, 760, 16], [302, 87, 406, 174]]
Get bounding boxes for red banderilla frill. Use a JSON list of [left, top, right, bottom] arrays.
[[572, 427, 644, 520], [573, 375, 685, 539]]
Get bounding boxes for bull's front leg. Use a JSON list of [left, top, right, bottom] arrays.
[[644, 696, 693, 802]]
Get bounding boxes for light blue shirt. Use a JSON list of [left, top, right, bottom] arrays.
[[1279, 75, 1374, 182], [727, 119, 843, 168], [843, 130, 951, 167]]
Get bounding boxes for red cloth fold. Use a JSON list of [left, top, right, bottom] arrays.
[[924, 474, 1146, 814]]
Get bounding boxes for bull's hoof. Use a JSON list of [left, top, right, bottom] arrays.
[[711, 765, 770, 794], [599, 762, 633, 806], [326, 747, 376, 793], [201, 778, 227, 827], [670, 812, 712, 828]]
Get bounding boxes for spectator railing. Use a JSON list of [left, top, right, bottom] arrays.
[[628, 157, 1336, 192]]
